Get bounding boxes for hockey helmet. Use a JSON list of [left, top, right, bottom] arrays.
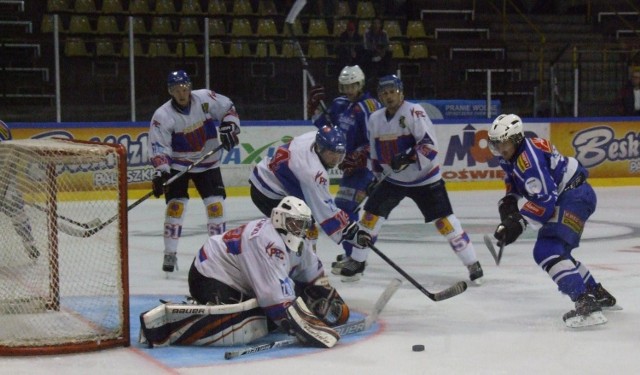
[[271, 196, 313, 255], [377, 75, 403, 94], [488, 114, 524, 156], [338, 65, 365, 93], [315, 125, 346, 154], [167, 70, 191, 91]]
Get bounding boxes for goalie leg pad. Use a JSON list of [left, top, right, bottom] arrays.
[[284, 297, 339, 348]]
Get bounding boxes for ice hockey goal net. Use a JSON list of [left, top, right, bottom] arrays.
[[0, 139, 129, 355]]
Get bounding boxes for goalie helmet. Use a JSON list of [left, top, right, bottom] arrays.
[[167, 70, 191, 91], [0, 120, 11, 141], [488, 114, 524, 156], [338, 65, 365, 93], [271, 196, 313, 255]]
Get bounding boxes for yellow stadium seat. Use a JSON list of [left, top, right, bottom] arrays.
[[308, 18, 329, 37], [47, 0, 70, 12], [64, 37, 89, 56], [176, 38, 200, 57], [257, 0, 277, 16], [232, 0, 253, 15], [41, 14, 56, 33], [358, 20, 371, 36], [181, 0, 202, 14], [128, 0, 150, 14], [150, 17, 174, 35], [389, 41, 405, 58], [154, 0, 175, 14], [209, 39, 226, 57], [230, 18, 252, 37], [280, 40, 295, 58], [101, 0, 123, 13], [228, 39, 250, 57], [178, 17, 200, 35], [121, 38, 145, 57], [124, 16, 147, 34], [356, 1, 375, 18], [255, 39, 278, 58], [256, 18, 278, 37], [207, 0, 227, 15], [148, 38, 173, 57], [408, 41, 428, 59], [336, 1, 351, 17], [384, 20, 402, 38], [283, 18, 303, 36], [406, 20, 427, 39], [68, 15, 92, 34], [307, 39, 328, 58], [95, 38, 118, 56], [74, 0, 96, 13], [208, 18, 226, 36], [96, 16, 120, 34], [333, 19, 348, 36]]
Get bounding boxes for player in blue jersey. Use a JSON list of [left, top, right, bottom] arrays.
[[487, 114, 618, 328], [308, 65, 382, 267]]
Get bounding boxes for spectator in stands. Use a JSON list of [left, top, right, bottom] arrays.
[[336, 20, 364, 69], [363, 18, 391, 80], [618, 69, 640, 116]]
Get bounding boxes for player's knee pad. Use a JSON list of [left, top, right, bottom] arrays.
[[164, 198, 187, 240], [203, 196, 225, 235], [359, 211, 384, 238]]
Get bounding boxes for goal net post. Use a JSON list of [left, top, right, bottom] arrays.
[[0, 139, 129, 355]]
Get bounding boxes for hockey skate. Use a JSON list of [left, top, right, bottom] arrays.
[[467, 261, 484, 285], [332, 254, 367, 275], [588, 283, 621, 310], [563, 293, 607, 328], [162, 253, 178, 273], [339, 258, 366, 282]]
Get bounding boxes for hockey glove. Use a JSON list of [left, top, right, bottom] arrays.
[[302, 276, 350, 326], [152, 170, 171, 198], [340, 221, 372, 249], [498, 195, 519, 222], [493, 213, 527, 246], [390, 147, 416, 172], [283, 297, 339, 348], [338, 147, 369, 176], [306, 85, 325, 115], [219, 121, 239, 151]]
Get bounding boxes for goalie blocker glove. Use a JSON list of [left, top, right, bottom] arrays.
[[494, 213, 527, 246], [152, 170, 171, 198], [283, 297, 340, 348], [341, 221, 372, 249], [219, 121, 240, 151]]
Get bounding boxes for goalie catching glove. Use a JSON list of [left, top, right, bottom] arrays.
[[283, 297, 340, 348], [219, 121, 240, 151], [302, 276, 350, 327]]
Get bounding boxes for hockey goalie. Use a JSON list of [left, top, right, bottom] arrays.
[[139, 197, 350, 348]]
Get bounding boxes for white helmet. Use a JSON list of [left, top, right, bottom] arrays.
[[270, 196, 313, 255], [488, 114, 524, 155], [338, 65, 365, 93]]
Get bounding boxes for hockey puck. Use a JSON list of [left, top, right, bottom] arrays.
[[412, 344, 425, 352]]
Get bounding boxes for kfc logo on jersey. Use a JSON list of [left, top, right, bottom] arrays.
[[315, 170, 328, 186], [265, 242, 285, 260]]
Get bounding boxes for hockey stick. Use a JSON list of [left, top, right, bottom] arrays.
[[24, 201, 102, 229], [483, 233, 505, 266], [224, 278, 402, 360], [369, 243, 467, 302], [60, 144, 226, 238]]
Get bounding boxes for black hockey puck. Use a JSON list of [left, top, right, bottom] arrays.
[[412, 344, 425, 352]]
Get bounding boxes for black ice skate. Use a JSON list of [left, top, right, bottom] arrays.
[[589, 283, 621, 310], [563, 293, 607, 328], [467, 261, 484, 285], [162, 253, 178, 273], [339, 258, 366, 282]]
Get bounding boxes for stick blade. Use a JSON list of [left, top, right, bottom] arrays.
[[432, 281, 468, 302], [483, 234, 501, 265]]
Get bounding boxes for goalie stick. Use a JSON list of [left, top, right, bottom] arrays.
[[483, 234, 505, 266], [224, 278, 402, 360], [369, 243, 467, 302], [59, 144, 226, 238]]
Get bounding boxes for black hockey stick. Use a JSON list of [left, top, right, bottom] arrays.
[[369, 243, 467, 302], [483, 233, 505, 266], [25, 201, 102, 229], [61, 144, 226, 238], [224, 278, 402, 360]]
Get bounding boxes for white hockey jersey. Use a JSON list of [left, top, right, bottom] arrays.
[[368, 101, 442, 186], [148, 89, 240, 173], [249, 131, 351, 243], [193, 218, 324, 323]]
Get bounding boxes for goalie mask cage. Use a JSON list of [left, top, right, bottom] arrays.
[[0, 139, 129, 355]]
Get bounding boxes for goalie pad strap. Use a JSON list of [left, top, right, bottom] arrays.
[[285, 297, 339, 348]]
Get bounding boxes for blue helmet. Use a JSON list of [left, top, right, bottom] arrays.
[[0, 120, 11, 141], [167, 70, 191, 90], [315, 125, 346, 154], [377, 74, 403, 93]]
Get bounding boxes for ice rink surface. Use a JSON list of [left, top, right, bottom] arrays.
[[2, 186, 639, 375]]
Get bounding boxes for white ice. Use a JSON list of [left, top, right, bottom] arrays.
[[2, 186, 639, 375]]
